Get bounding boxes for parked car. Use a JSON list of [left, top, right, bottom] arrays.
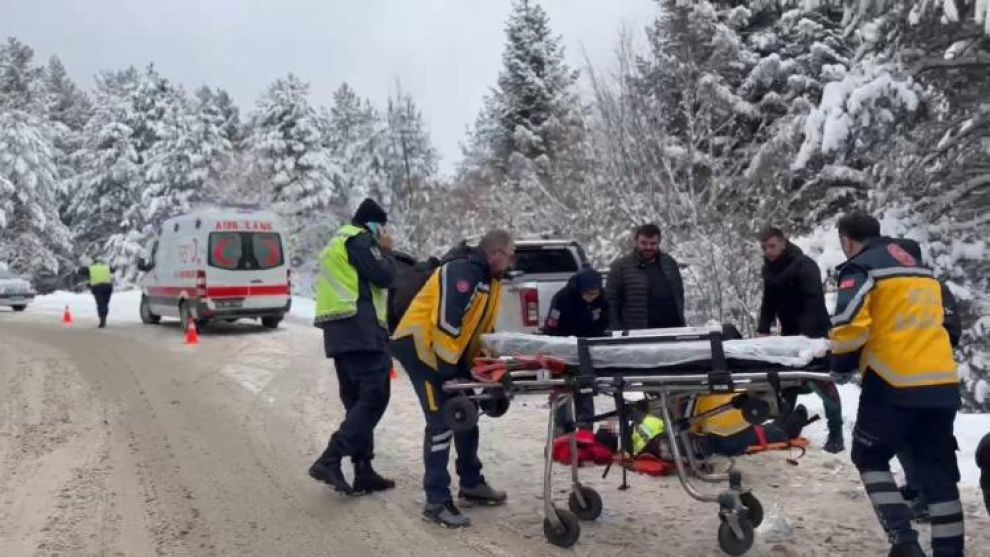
[[137, 208, 292, 331], [0, 268, 36, 311]]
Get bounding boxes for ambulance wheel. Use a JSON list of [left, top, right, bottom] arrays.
[[717, 516, 754, 556], [480, 393, 510, 418], [740, 492, 764, 528], [261, 316, 281, 329], [443, 396, 478, 433], [140, 295, 160, 324], [12, 305, 26, 312], [568, 486, 603, 521], [543, 508, 581, 548]]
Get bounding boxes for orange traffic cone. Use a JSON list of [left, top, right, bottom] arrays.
[[390, 367, 398, 381], [62, 305, 73, 325], [184, 319, 199, 345]]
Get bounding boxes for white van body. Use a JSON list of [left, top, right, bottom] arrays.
[[138, 208, 292, 329]]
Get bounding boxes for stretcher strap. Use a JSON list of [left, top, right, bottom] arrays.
[[753, 425, 768, 450]]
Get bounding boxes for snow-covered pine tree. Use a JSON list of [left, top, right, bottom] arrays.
[[246, 74, 340, 271], [0, 37, 45, 113], [382, 84, 440, 253], [457, 0, 588, 243], [44, 56, 93, 239], [327, 82, 389, 210], [0, 109, 72, 283], [0, 38, 73, 286]]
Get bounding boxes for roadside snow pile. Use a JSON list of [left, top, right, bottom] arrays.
[[798, 384, 989, 487], [28, 289, 320, 329], [30, 289, 144, 324]]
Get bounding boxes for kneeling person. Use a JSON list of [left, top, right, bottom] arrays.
[[391, 230, 514, 528]]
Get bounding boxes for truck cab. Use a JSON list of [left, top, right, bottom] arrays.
[[494, 239, 590, 333]]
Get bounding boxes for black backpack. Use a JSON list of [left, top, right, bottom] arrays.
[[387, 242, 474, 333]]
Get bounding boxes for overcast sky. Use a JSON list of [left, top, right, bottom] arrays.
[[1, 0, 656, 174]]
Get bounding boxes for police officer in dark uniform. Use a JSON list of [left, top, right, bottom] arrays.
[[831, 211, 963, 557], [542, 267, 608, 431], [308, 198, 397, 495]]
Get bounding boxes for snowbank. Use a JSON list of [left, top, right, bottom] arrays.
[[27, 289, 319, 328], [798, 384, 989, 488]]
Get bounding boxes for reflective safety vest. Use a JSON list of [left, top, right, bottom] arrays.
[[830, 238, 957, 389], [631, 414, 666, 455], [689, 394, 749, 438], [392, 257, 502, 371], [88, 264, 112, 286], [314, 225, 387, 326]]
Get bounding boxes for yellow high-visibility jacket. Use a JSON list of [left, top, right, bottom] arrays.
[[392, 249, 502, 375], [830, 237, 958, 407]]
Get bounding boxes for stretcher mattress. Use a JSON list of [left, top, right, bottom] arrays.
[[481, 330, 831, 369]]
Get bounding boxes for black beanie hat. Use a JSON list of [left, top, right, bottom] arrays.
[[575, 267, 603, 293], [352, 198, 388, 226]]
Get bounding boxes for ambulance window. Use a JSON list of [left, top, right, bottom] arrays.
[[252, 233, 284, 270], [209, 232, 243, 270]]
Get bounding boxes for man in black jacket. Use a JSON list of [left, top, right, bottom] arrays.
[[606, 223, 685, 331], [309, 198, 397, 495], [543, 267, 608, 431], [757, 226, 844, 453]]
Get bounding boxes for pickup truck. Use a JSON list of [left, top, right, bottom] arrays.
[[492, 239, 590, 333]]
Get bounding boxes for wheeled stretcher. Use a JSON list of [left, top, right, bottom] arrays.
[[440, 326, 834, 555]]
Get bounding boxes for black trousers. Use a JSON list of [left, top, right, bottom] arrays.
[[90, 284, 112, 323], [851, 401, 963, 556], [324, 351, 392, 462]]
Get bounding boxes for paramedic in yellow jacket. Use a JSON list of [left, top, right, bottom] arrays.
[[830, 211, 962, 557], [391, 229, 513, 529]]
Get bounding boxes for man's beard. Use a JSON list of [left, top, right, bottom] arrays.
[[636, 248, 658, 261]]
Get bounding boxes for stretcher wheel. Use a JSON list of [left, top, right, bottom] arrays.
[[543, 507, 581, 548], [480, 393, 510, 418], [717, 516, 754, 556], [740, 492, 764, 528], [568, 486, 603, 521], [443, 396, 479, 433]]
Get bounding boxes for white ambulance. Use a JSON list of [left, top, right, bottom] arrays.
[[137, 208, 292, 331]]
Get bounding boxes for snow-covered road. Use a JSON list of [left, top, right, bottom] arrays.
[[0, 291, 988, 556]]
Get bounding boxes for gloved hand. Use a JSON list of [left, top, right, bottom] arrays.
[[830, 371, 855, 385]]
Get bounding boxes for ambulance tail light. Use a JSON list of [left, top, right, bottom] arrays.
[[196, 270, 207, 299], [520, 288, 539, 327]]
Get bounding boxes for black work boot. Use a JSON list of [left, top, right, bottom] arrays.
[[888, 540, 926, 557], [823, 428, 845, 454], [308, 439, 352, 494], [352, 460, 395, 494]]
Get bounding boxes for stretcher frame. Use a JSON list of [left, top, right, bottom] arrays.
[[440, 329, 834, 555]]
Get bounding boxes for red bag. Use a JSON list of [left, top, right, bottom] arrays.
[[552, 430, 614, 466]]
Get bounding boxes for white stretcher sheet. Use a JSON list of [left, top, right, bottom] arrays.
[[481, 328, 831, 369]]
